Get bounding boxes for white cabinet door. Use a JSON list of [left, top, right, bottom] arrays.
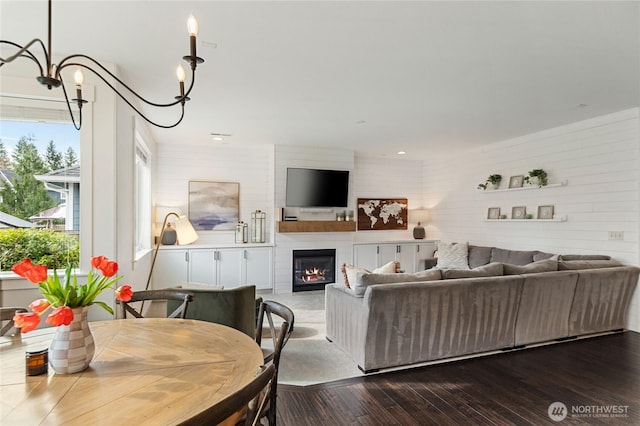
[[215, 248, 244, 288], [396, 244, 417, 273], [353, 244, 379, 271], [189, 249, 216, 284], [377, 244, 398, 267], [244, 247, 273, 290], [153, 249, 189, 288]]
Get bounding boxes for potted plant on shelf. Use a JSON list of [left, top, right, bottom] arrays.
[[524, 169, 548, 187], [477, 174, 502, 190]]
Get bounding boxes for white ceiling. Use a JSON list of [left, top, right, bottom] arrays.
[[1, 1, 639, 159]]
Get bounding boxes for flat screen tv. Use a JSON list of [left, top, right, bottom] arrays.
[[286, 168, 349, 208]]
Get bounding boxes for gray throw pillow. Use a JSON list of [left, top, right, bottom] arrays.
[[533, 251, 556, 262], [558, 260, 622, 270], [503, 259, 558, 275], [353, 269, 442, 296], [468, 245, 493, 269], [442, 262, 503, 279], [490, 247, 537, 265]]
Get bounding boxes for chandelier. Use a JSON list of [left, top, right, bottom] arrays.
[[0, 0, 204, 130]]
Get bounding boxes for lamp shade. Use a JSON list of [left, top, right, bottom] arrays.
[[174, 216, 198, 245]]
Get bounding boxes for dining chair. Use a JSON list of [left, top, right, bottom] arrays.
[[1, 307, 27, 336], [117, 289, 194, 319], [255, 300, 295, 425], [179, 363, 276, 426]]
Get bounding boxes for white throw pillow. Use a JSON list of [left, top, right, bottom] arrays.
[[436, 241, 470, 270], [373, 261, 400, 274]]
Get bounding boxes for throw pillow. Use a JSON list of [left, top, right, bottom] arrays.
[[341, 263, 369, 289], [442, 262, 504, 279], [557, 260, 623, 270], [503, 259, 558, 275], [468, 245, 493, 269], [341, 261, 400, 288], [353, 269, 442, 296], [179, 282, 225, 290], [435, 242, 470, 270]]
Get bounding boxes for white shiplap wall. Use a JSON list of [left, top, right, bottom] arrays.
[[423, 108, 640, 331], [155, 142, 274, 245], [353, 155, 424, 242], [273, 145, 355, 293]]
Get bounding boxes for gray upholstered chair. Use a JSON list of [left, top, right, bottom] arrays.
[[168, 285, 257, 338], [1, 307, 28, 336], [117, 289, 194, 319]]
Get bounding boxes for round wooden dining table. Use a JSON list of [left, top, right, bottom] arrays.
[[0, 318, 263, 425]]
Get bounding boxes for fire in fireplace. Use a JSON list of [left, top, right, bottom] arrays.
[[292, 249, 336, 292]]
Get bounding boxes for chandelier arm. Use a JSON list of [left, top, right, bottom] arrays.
[[0, 39, 47, 77], [59, 81, 82, 130], [57, 54, 194, 108]]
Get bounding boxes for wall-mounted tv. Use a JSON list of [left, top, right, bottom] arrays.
[[285, 168, 349, 208]]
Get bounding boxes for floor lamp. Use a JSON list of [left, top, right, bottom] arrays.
[[145, 212, 199, 291]]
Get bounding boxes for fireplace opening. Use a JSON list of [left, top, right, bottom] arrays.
[[292, 249, 336, 292]]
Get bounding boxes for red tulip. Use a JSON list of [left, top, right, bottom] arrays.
[[29, 299, 51, 315], [91, 255, 108, 270], [13, 312, 41, 333], [12, 259, 48, 284], [46, 306, 74, 326], [100, 261, 118, 277], [115, 285, 133, 302]]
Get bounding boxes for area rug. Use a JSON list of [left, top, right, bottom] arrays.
[[261, 290, 364, 386]]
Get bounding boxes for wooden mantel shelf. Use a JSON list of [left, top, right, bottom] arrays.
[[277, 220, 356, 233]]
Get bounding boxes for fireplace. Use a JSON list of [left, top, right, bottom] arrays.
[[292, 249, 336, 292]]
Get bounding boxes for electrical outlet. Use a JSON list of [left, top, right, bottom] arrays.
[[608, 231, 624, 241]]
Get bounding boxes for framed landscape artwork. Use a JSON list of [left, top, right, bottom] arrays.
[[188, 181, 239, 231], [357, 198, 408, 231]]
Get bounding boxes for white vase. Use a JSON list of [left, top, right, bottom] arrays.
[[48, 306, 95, 374]]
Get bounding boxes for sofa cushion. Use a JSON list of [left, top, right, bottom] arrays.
[[341, 261, 399, 288], [533, 251, 556, 262], [490, 247, 536, 265], [559, 254, 612, 261], [442, 262, 503, 279], [468, 245, 493, 268], [353, 269, 442, 296], [503, 259, 558, 275], [558, 260, 623, 270], [436, 241, 470, 270]]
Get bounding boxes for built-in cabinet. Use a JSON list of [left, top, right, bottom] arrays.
[[353, 241, 438, 273], [153, 245, 273, 290]]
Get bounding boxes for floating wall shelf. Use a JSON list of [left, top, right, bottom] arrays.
[[481, 180, 568, 193], [485, 216, 568, 223], [276, 220, 356, 233]]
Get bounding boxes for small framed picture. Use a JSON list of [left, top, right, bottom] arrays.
[[511, 206, 526, 219], [487, 207, 501, 220], [509, 175, 524, 188], [537, 205, 554, 220]]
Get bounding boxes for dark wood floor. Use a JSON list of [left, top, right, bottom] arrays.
[[276, 332, 640, 425]]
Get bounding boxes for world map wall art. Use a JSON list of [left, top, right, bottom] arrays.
[[357, 198, 408, 231]]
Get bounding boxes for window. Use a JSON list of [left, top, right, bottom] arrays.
[[134, 131, 151, 259]]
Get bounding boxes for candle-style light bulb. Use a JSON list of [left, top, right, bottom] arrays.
[[187, 15, 198, 36], [74, 68, 84, 86], [176, 64, 186, 83]]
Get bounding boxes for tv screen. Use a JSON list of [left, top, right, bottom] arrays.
[[286, 168, 349, 208]]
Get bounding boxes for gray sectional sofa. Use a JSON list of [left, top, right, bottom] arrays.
[[325, 244, 639, 372]]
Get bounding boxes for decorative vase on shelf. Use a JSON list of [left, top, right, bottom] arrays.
[[48, 307, 95, 374]]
